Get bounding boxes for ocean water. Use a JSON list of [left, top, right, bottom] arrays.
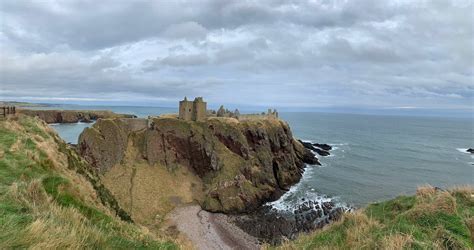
[[48, 106, 473, 208]]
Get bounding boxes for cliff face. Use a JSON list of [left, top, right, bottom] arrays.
[[78, 116, 318, 216], [18, 109, 136, 123], [0, 115, 175, 248]]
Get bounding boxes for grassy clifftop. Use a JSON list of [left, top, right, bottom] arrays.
[[0, 115, 176, 249], [274, 186, 473, 249], [18, 109, 136, 123], [78, 116, 317, 217]]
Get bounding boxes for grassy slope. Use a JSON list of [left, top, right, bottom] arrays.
[[0, 115, 176, 249], [274, 186, 473, 249]]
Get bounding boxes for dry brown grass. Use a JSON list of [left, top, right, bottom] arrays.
[[22, 205, 106, 249], [449, 185, 474, 198], [410, 185, 457, 217], [416, 184, 437, 198], [344, 212, 380, 249], [381, 233, 413, 249], [3, 179, 106, 249], [103, 161, 204, 227]]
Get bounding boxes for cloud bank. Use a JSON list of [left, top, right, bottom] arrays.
[[1, 0, 472, 110]]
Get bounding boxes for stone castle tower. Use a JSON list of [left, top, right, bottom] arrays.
[[179, 97, 207, 121]]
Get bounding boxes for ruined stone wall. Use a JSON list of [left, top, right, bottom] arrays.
[[179, 100, 193, 121], [192, 101, 207, 121]]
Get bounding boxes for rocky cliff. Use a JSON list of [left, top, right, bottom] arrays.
[[18, 109, 136, 123], [78, 116, 318, 220]]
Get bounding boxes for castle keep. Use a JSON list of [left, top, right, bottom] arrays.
[[179, 97, 207, 121], [178, 96, 278, 121]]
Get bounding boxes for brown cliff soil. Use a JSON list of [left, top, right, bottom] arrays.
[[18, 109, 136, 123], [78, 116, 318, 221]]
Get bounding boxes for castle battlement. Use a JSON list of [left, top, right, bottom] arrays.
[[179, 97, 278, 122], [179, 97, 207, 121]]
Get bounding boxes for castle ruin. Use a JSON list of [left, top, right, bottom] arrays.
[[179, 97, 207, 121], [178, 97, 278, 121]]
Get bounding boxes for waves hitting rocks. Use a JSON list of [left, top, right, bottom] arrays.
[[233, 198, 353, 245], [233, 140, 353, 244]]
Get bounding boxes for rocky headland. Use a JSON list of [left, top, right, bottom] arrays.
[[18, 109, 136, 123], [75, 114, 350, 246], [78, 116, 319, 216]]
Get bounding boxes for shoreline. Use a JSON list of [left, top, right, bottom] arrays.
[[167, 205, 260, 250]]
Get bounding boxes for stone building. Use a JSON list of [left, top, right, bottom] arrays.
[[179, 97, 207, 121], [267, 108, 279, 118]]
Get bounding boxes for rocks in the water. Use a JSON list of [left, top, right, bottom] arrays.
[[313, 143, 332, 151], [294, 200, 343, 233], [299, 140, 315, 150], [467, 148, 474, 154], [302, 152, 321, 165], [313, 148, 330, 157], [234, 200, 352, 245], [233, 206, 297, 245], [298, 140, 331, 157]]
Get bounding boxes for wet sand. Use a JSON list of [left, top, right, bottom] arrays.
[[168, 205, 260, 250]]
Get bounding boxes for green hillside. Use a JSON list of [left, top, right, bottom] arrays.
[[273, 186, 473, 249], [0, 115, 176, 249]]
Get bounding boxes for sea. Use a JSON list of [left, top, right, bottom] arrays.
[[43, 105, 473, 210]]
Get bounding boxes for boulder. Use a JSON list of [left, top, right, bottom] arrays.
[[313, 148, 330, 157], [298, 140, 330, 157], [233, 199, 351, 244], [313, 143, 332, 151]]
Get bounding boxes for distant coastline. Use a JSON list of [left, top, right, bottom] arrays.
[[0, 101, 53, 108]]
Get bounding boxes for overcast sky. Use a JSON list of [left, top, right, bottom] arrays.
[[0, 0, 472, 111]]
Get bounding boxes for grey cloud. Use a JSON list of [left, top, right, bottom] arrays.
[[163, 22, 208, 40], [0, 0, 415, 51], [0, 0, 472, 110], [142, 53, 209, 71]]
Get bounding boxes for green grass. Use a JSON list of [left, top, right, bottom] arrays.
[[0, 116, 177, 249], [273, 187, 474, 249]]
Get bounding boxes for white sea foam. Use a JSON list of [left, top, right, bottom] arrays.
[[456, 148, 471, 154], [49, 123, 60, 126], [266, 165, 351, 212], [266, 139, 351, 212]]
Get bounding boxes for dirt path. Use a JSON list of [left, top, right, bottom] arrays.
[[168, 205, 260, 250]]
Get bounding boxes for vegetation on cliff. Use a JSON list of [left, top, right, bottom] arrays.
[[78, 116, 317, 219], [273, 186, 473, 249], [0, 115, 176, 249]]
